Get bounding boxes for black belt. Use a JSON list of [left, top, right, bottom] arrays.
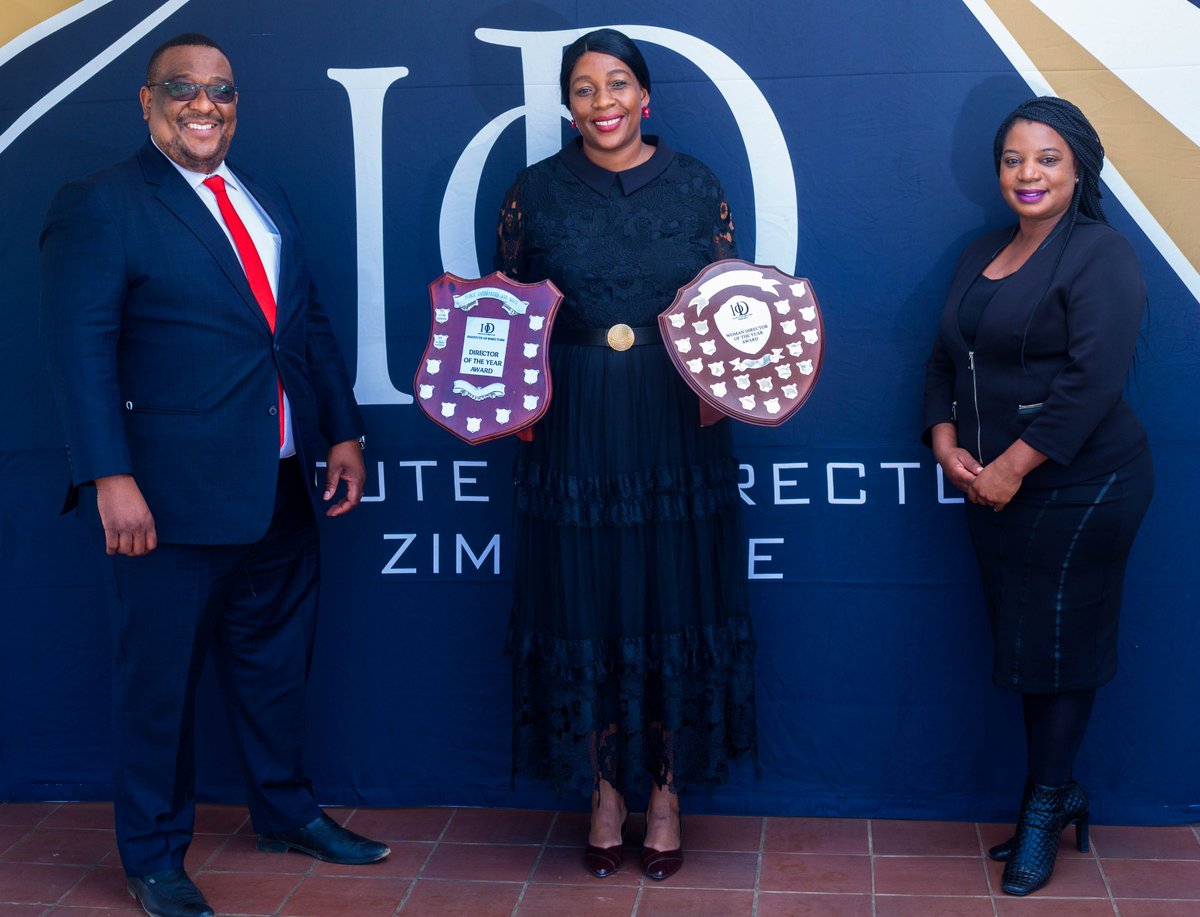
[[554, 323, 661, 351]]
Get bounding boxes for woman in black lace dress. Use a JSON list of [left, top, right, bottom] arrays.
[[494, 29, 756, 881]]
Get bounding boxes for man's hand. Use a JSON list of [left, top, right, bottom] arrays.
[[323, 439, 366, 517], [95, 474, 157, 555]]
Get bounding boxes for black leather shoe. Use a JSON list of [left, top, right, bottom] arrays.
[[1001, 781, 1090, 896], [126, 869, 214, 917], [257, 812, 390, 864], [989, 778, 1089, 862]]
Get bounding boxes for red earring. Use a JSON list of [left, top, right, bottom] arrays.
[[570, 118, 577, 129], [641, 105, 650, 119]]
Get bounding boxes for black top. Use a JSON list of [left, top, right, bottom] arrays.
[[923, 215, 1148, 488], [494, 137, 737, 331], [957, 273, 1007, 346]]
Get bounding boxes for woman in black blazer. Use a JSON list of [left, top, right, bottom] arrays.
[[923, 97, 1153, 897]]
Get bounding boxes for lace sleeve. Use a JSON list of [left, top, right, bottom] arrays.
[[712, 187, 738, 261], [493, 179, 526, 280]]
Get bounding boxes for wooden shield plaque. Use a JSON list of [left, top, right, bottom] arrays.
[[659, 259, 825, 426], [415, 272, 563, 444]]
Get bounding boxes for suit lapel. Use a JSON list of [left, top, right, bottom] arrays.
[[947, 243, 992, 314], [976, 224, 1072, 342], [943, 236, 998, 343], [238, 171, 301, 334], [137, 142, 272, 332], [945, 223, 1069, 345]]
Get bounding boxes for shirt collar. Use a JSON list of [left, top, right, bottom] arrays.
[[150, 135, 238, 191], [558, 136, 675, 195]]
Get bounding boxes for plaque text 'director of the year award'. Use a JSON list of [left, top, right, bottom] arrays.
[[415, 272, 563, 444], [659, 259, 825, 426]]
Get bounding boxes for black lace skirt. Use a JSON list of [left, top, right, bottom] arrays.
[[506, 341, 757, 797]]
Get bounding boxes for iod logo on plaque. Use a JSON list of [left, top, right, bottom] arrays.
[[659, 259, 825, 426], [414, 273, 563, 444]]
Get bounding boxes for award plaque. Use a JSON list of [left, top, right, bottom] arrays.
[[659, 259, 825, 426], [415, 272, 563, 444]]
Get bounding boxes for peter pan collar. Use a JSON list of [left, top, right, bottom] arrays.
[[559, 136, 676, 195]]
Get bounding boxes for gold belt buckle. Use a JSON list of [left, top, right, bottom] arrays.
[[606, 323, 635, 351]]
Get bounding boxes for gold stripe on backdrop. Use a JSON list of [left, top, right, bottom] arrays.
[[0, 1, 80, 49], [985, 0, 1200, 278]]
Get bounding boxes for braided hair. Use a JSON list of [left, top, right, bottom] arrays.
[[992, 96, 1107, 224], [992, 98, 1114, 368]]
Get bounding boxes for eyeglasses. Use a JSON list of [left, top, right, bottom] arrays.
[[146, 81, 236, 104]]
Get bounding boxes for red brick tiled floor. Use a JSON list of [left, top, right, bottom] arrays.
[[1, 803, 1197, 915]]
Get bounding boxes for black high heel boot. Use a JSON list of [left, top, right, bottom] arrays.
[[1001, 781, 1090, 896], [989, 777, 1088, 862]]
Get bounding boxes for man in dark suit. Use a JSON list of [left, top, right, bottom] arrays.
[[41, 33, 388, 917]]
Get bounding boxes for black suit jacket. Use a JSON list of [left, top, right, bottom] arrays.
[[41, 140, 364, 543], [923, 215, 1148, 489]]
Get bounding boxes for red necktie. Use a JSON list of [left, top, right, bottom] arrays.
[[203, 175, 284, 447]]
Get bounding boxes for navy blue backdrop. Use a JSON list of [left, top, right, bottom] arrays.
[[2, 0, 1198, 825]]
